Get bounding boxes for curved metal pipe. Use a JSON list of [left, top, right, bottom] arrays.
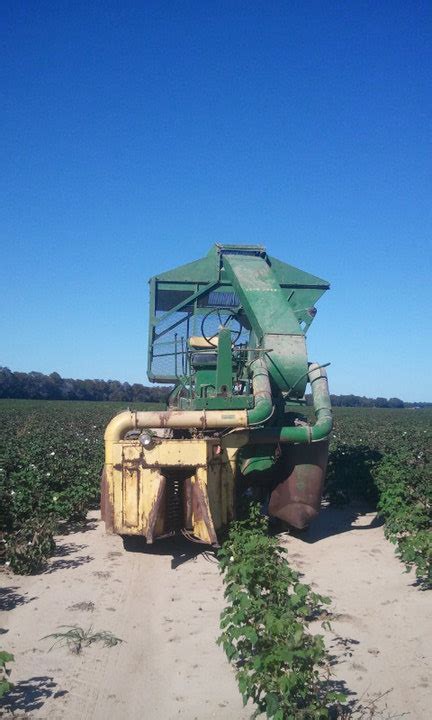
[[104, 357, 275, 461], [246, 357, 273, 425], [104, 408, 248, 462], [248, 362, 332, 444]]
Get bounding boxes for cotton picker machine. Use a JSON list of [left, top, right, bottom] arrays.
[[102, 244, 332, 545]]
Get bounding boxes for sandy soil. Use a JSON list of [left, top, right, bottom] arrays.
[[282, 508, 431, 719], [0, 508, 430, 720]]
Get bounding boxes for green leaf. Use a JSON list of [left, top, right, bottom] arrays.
[[0, 652, 14, 665], [265, 692, 280, 716]]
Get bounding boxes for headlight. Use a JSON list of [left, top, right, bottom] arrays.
[[139, 431, 155, 449]]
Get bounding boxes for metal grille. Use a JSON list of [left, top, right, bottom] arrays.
[[151, 310, 190, 378], [198, 291, 240, 307], [150, 308, 250, 380], [165, 477, 184, 532]]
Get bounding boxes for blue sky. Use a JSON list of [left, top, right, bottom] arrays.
[[1, 1, 431, 401]]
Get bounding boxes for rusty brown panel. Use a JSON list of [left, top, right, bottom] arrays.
[[146, 474, 166, 544], [268, 440, 329, 530], [100, 465, 114, 534], [183, 476, 193, 530], [158, 412, 168, 427], [121, 459, 141, 469], [192, 478, 218, 545]]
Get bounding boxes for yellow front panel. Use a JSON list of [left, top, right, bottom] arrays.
[[105, 437, 240, 540], [122, 466, 140, 528], [121, 444, 142, 529], [141, 439, 207, 466]]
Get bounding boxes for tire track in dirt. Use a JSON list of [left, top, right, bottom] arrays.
[[0, 512, 249, 720]]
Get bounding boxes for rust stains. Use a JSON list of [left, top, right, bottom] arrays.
[[183, 477, 193, 530], [269, 440, 329, 529], [100, 465, 114, 534], [192, 478, 218, 546], [146, 474, 166, 544]]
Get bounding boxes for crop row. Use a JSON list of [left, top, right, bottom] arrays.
[[0, 401, 431, 582], [325, 407, 431, 588], [218, 504, 345, 719], [0, 400, 157, 573]]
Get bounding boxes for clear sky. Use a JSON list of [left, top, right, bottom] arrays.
[[1, 1, 431, 401]]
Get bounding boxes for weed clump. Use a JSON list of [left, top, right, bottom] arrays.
[[43, 625, 123, 654]]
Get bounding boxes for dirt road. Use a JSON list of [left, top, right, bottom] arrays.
[[1, 508, 430, 719]]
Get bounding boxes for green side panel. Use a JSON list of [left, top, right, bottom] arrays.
[[222, 254, 309, 395], [222, 254, 303, 337], [238, 445, 277, 477], [267, 256, 330, 332], [194, 368, 217, 398], [153, 246, 219, 284], [268, 255, 329, 289], [147, 244, 329, 388], [187, 396, 252, 410]]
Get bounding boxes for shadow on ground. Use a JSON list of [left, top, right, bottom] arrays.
[[122, 535, 218, 569], [0, 587, 37, 612], [43, 555, 94, 574], [289, 504, 384, 544], [57, 519, 99, 536], [121, 502, 383, 565], [54, 542, 89, 557], [0, 675, 67, 715]]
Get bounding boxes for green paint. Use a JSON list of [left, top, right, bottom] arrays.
[[215, 328, 233, 396], [222, 253, 308, 395], [238, 444, 277, 477], [147, 244, 329, 405]]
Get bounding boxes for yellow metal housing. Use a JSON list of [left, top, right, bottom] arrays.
[[102, 435, 245, 545]]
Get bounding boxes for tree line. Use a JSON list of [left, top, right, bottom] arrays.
[[329, 394, 406, 408], [0, 367, 170, 403], [0, 367, 430, 407], [307, 393, 431, 409]]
